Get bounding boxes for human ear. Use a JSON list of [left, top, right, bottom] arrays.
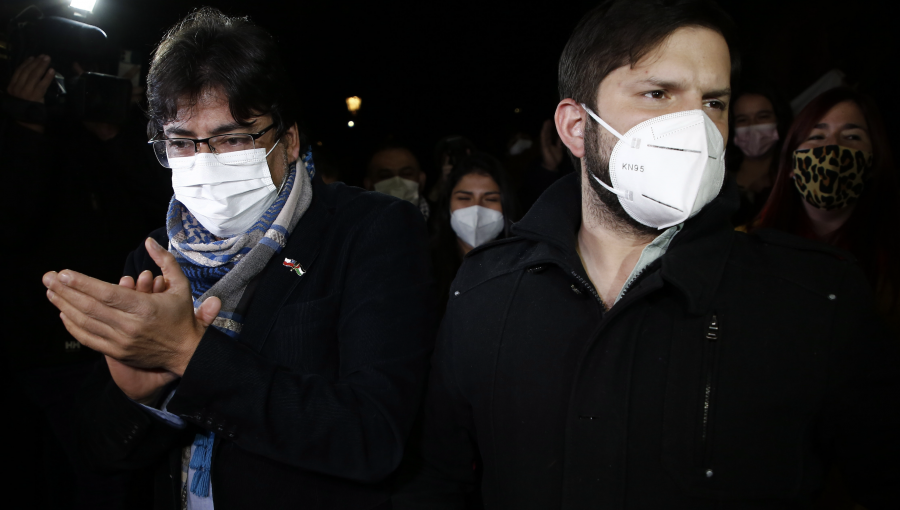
[[555, 99, 585, 158], [418, 171, 427, 192], [284, 122, 301, 162]]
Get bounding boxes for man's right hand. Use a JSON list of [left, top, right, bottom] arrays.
[[6, 55, 55, 133], [107, 270, 177, 405]]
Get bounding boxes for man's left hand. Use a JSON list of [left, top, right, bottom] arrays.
[[42, 237, 222, 377]]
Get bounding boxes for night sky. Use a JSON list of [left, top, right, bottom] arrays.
[[2, 0, 894, 187]]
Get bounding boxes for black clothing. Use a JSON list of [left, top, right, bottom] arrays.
[[395, 173, 900, 509], [74, 180, 437, 510]]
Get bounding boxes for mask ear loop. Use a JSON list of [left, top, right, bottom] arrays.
[[580, 103, 633, 201]]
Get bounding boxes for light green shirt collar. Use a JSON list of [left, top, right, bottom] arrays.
[[614, 223, 682, 304]]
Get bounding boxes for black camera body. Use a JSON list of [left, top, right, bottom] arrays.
[[5, 7, 132, 124]]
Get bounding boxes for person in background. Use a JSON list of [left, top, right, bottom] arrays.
[[431, 152, 515, 316], [726, 84, 792, 226], [365, 142, 431, 220], [427, 135, 476, 204], [753, 87, 900, 336], [518, 118, 575, 213]]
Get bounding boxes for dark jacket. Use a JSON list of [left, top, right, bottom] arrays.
[[74, 179, 437, 510], [394, 173, 900, 509]]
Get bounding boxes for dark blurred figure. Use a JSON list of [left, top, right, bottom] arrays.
[[518, 118, 575, 213], [365, 142, 431, 220], [312, 146, 344, 184], [726, 84, 792, 226], [431, 151, 516, 316], [1, 55, 171, 509], [427, 135, 476, 204], [753, 87, 900, 337]]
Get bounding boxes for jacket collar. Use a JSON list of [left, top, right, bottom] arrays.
[[511, 172, 739, 315]]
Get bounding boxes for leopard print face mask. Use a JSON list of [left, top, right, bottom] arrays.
[[792, 144, 873, 211]]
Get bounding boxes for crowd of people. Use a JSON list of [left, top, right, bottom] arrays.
[[2, 0, 898, 509]]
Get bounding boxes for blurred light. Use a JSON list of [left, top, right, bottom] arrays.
[[316, 141, 323, 146], [346, 96, 361, 114], [348, 121, 355, 128], [514, 108, 521, 113], [71, 0, 97, 12]]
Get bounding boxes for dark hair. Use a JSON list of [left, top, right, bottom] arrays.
[[433, 135, 476, 173], [558, 0, 740, 109], [754, 87, 900, 310], [146, 7, 297, 139], [366, 140, 420, 174], [432, 152, 517, 315]]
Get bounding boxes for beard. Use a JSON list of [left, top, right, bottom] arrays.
[[582, 119, 658, 238]]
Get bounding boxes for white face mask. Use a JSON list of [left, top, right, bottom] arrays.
[[450, 205, 504, 248], [581, 104, 726, 230], [170, 141, 282, 237], [374, 176, 420, 204]]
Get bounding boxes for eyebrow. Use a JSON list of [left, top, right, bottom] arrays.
[[633, 77, 731, 98], [164, 121, 254, 138], [454, 190, 500, 195], [813, 122, 868, 132]]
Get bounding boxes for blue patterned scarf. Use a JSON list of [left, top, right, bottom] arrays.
[[167, 152, 315, 498]]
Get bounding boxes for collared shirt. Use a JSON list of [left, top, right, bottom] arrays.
[[614, 224, 681, 304]]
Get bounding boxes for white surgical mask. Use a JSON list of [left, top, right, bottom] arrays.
[[374, 176, 420, 204], [450, 205, 504, 248], [170, 141, 282, 237], [733, 123, 779, 158], [581, 104, 726, 229]]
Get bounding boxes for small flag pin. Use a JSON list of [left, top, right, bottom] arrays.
[[283, 258, 306, 276]]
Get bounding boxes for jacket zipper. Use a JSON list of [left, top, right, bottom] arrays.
[[699, 314, 719, 477], [570, 270, 604, 307]]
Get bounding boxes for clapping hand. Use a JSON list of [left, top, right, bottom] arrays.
[[43, 238, 221, 405]]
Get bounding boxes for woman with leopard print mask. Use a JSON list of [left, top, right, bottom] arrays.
[[753, 87, 900, 337]]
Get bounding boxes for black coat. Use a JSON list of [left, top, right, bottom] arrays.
[[394, 173, 900, 509], [74, 179, 437, 510]]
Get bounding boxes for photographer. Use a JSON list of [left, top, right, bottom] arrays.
[[2, 49, 171, 510]]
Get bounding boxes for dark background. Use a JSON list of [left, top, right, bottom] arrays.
[[1, 0, 895, 188]]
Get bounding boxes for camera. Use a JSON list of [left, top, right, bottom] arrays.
[[3, 6, 132, 124]]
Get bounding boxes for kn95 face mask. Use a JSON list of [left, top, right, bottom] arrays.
[[170, 140, 282, 237], [450, 205, 504, 248], [374, 176, 421, 204], [581, 104, 726, 229]]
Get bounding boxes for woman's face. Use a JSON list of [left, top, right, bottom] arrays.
[[733, 93, 776, 128], [797, 100, 872, 153], [450, 172, 502, 214]]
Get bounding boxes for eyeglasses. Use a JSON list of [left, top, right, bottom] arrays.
[[148, 124, 276, 168]]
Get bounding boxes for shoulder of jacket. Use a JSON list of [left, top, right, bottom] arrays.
[[452, 236, 545, 295], [318, 181, 416, 222], [746, 228, 857, 263]]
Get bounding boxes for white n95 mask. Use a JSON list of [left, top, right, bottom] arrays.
[[450, 205, 504, 248], [170, 141, 282, 237], [581, 104, 726, 229], [374, 176, 421, 204]]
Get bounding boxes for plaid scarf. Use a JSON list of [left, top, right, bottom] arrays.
[[166, 152, 314, 500]]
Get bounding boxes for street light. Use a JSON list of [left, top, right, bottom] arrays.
[[346, 96, 361, 115]]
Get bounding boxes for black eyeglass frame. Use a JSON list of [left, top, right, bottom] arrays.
[[147, 123, 277, 154]]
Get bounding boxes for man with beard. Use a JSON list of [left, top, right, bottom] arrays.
[[393, 0, 899, 508]]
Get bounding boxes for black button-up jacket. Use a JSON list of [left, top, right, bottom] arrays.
[[74, 179, 437, 510]]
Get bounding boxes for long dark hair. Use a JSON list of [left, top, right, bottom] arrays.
[[432, 151, 517, 314], [754, 87, 900, 309]]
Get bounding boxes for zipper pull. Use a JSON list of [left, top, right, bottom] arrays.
[[705, 314, 719, 341]]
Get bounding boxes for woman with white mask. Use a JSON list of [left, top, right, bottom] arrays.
[[726, 84, 792, 227], [432, 152, 516, 316]]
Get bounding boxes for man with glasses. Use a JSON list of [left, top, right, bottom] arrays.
[[41, 8, 436, 509]]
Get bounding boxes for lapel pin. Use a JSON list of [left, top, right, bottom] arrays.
[[283, 258, 306, 277]]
